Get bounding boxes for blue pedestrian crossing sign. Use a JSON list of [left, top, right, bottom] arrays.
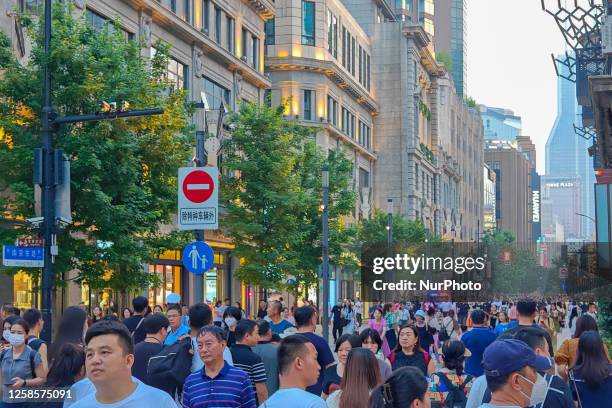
[[182, 241, 214, 275]]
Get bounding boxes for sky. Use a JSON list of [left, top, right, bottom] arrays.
[[466, 0, 570, 174]]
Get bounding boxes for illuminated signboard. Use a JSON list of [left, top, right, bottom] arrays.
[[532, 190, 540, 222]]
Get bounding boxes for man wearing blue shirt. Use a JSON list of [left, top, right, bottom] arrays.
[[461, 309, 497, 377], [164, 304, 190, 345], [266, 301, 293, 335]]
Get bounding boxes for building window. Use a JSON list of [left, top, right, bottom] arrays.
[[86, 9, 133, 40], [366, 54, 371, 91], [415, 164, 419, 190], [241, 28, 248, 63], [341, 107, 355, 137], [302, 1, 315, 46], [20, 0, 41, 14], [252, 34, 259, 69], [304, 90, 313, 121], [327, 11, 338, 58], [327, 96, 338, 126], [264, 89, 272, 107], [359, 168, 370, 189], [351, 37, 356, 76], [265, 18, 275, 46], [359, 45, 363, 84], [423, 17, 434, 36], [204, 77, 231, 110], [214, 6, 221, 43], [151, 48, 187, 91], [341, 27, 347, 67], [226, 16, 235, 53], [184, 0, 191, 23], [202, 0, 210, 33]]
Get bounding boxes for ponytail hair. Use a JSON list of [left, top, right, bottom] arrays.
[[46, 343, 85, 387], [368, 366, 428, 408]]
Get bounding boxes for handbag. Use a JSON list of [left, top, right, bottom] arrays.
[[569, 369, 583, 408]]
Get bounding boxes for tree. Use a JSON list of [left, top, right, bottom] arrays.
[[464, 96, 477, 108], [356, 210, 427, 245], [0, 5, 192, 294], [221, 102, 356, 294], [435, 50, 453, 73]]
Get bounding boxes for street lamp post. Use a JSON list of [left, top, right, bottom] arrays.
[[38, 0, 163, 342], [386, 199, 393, 257], [321, 168, 330, 342]]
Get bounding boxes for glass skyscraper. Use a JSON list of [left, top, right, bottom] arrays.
[[545, 55, 595, 239], [433, 0, 467, 96]]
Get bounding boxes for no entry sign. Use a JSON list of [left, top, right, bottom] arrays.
[[178, 167, 218, 230]]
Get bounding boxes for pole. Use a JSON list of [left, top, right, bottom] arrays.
[[386, 199, 393, 303], [322, 169, 330, 342], [193, 130, 206, 303], [40, 0, 54, 344]]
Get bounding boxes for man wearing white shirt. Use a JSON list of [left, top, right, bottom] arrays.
[[70, 320, 177, 408]]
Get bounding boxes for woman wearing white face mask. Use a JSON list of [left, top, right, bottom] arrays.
[[0, 319, 47, 407], [222, 306, 242, 347]]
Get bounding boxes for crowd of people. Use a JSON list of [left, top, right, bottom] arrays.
[[0, 296, 609, 407]]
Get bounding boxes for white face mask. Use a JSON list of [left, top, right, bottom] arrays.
[[518, 373, 548, 407], [2, 330, 10, 341], [8, 333, 25, 347], [224, 317, 237, 328]]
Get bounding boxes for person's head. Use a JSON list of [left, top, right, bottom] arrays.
[[516, 300, 537, 320], [2, 315, 20, 337], [360, 328, 383, 355], [373, 308, 382, 320], [498, 311, 508, 324], [215, 300, 222, 307], [1, 304, 13, 319], [334, 334, 362, 366], [441, 340, 469, 376], [294, 306, 317, 329], [368, 366, 430, 408], [575, 330, 611, 389], [382, 303, 392, 315], [448, 309, 455, 319], [574, 314, 598, 339], [513, 327, 550, 359], [197, 325, 227, 365], [256, 319, 272, 341], [395, 325, 422, 353], [22, 308, 43, 335], [143, 313, 169, 339], [222, 306, 242, 330], [166, 304, 182, 330], [131, 296, 148, 314], [491, 304, 497, 312], [92, 306, 102, 317], [470, 309, 487, 326], [224, 298, 231, 306], [538, 307, 548, 319], [427, 307, 435, 317], [278, 334, 320, 388], [181, 304, 190, 316], [51, 306, 89, 360], [153, 305, 163, 313], [7, 319, 29, 347], [84, 320, 135, 385], [337, 299, 343, 306], [267, 301, 282, 319], [234, 301, 241, 309], [184, 304, 210, 332], [235, 319, 259, 347], [482, 339, 552, 407], [45, 343, 86, 387], [588, 302, 597, 314], [259, 300, 267, 310], [339, 348, 382, 408], [414, 310, 426, 326], [122, 308, 132, 320]]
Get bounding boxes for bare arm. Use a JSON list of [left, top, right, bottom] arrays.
[[426, 357, 435, 376], [38, 343, 49, 375], [255, 382, 268, 404]]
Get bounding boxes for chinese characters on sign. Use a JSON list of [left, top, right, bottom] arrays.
[[177, 167, 219, 230]]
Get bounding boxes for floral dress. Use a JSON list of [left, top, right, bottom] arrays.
[[428, 368, 473, 405]]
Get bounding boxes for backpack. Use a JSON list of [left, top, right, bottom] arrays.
[[389, 350, 430, 366], [438, 320, 452, 342], [436, 371, 472, 408], [1, 347, 37, 379], [147, 337, 193, 392], [27, 336, 45, 352]]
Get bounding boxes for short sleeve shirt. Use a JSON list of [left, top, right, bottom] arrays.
[[230, 345, 267, 385], [428, 369, 473, 405], [1, 346, 43, 402]]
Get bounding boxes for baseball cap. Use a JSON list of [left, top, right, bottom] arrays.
[[482, 339, 552, 377], [415, 310, 426, 319]]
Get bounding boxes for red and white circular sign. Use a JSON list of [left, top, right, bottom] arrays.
[[182, 170, 214, 203]]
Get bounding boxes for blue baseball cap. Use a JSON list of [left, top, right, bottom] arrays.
[[482, 339, 552, 377], [415, 310, 426, 319]]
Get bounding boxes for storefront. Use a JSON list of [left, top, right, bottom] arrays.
[[13, 271, 37, 310]]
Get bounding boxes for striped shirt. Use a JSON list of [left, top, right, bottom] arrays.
[[230, 344, 268, 385], [182, 362, 256, 408]]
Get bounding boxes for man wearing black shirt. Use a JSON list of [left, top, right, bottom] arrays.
[[498, 299, 554, 357], [230, 319, 268, 404], [123, 296, 149, 344], [330, 300, 343, 343], [457, 302, 469, 325], [132, 312, 168, 383]]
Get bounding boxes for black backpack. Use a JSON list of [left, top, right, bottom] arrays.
[[147, 337, 193, 393], [436, 372, 472, 408]]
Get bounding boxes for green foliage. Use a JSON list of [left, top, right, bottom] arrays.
[[464, 96, 477, 108], [0, 4, 193, 292], [221, 103, 356, 293], [419, 143, 435, 164], [598, 302, 612, 349], [354, 210, 427, 246], [435, 51, 453, 73], [418, 100, 431, 121]]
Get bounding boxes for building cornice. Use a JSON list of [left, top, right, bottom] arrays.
[[402, 25, 445, 77], [131, 0, 271, 89], [266, 57, 379, 114], [245, 0, 275, 20]]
